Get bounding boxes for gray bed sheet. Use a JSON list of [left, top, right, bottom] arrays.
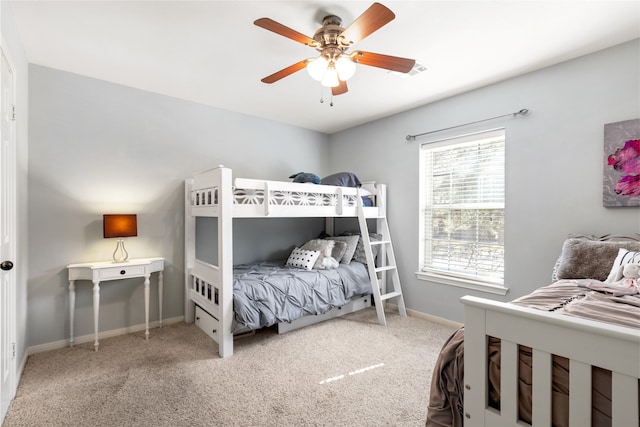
[[232, 261, 372, 332]]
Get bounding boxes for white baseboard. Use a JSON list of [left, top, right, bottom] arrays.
[[27, 316, 184, 355], [17, 352, 27, 381], [26, 308, 459, 356], [385, 303, 463, 329], [406, 308, 463, 329]]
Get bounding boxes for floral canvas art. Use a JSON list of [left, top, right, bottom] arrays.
[[603, 118, 640, 207]]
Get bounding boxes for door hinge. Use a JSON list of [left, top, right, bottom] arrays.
[[10, 105, 16, 121], [12, 343, 16, 359]]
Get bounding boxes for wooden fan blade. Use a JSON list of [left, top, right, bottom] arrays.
[[332, 80, 348, 96], [352, 51, 415, 73], [261, 60, 308, 84], [339, 3, 395, 45], [254, 18, 317, 46]]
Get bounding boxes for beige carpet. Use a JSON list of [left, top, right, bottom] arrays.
[[3, 308, 456, 427]]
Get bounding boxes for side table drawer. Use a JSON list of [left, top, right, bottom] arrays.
[[97, 265, 146, 280]]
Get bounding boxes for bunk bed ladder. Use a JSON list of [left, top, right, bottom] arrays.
[[357, 189, 407, 326]]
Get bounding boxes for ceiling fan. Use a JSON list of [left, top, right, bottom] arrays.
[[254, 2, 416, 96]]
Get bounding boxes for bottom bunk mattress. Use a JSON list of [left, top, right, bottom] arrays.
[[232, 261, 372, 333], [425, 280, 640, 427]]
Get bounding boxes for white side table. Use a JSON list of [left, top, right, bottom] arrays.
[[67, 257, 164, 351]]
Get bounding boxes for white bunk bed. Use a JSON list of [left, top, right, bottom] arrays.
[[184, 166, 403, 358], [426, 234, 640, 427]]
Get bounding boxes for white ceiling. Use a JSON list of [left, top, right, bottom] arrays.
[[8, 1, 640, 134]]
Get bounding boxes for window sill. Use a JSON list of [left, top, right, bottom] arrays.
[[415, 271, 509, 296]]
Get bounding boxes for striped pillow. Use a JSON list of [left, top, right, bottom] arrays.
[[606, 248, 640, 282]]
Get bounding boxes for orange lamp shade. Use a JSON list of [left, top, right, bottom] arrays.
[[103, 214, 137, 238]]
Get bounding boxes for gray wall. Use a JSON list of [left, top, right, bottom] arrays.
[[2, 2, 30, 368], [328, 39, 640, 323], [24, 38, 640, 348], [28, 65, 329, 346]]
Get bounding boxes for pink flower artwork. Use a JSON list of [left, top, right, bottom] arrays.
[[607, 139, 640, 197], [603, 119, 640, 207]]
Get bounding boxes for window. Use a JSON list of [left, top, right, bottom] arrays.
[[418, 129, 506, 293]]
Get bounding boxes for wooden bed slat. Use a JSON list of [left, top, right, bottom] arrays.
[[500, 340, 519, 423], [569, 360, 591, 427], [462, 303, 488, 427], [612, 372, 640, 427], [192, 260, 221, 288], [190, 205, 219, 217], [531, 349, 552, 426]]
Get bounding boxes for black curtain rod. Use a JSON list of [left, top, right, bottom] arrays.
[[405, 108, 529, 141]]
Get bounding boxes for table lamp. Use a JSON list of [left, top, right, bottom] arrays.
[[103, 214, 137, 262]]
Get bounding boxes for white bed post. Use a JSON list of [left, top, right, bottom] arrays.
[[325, 217, 334, 236], [376, 184, 387, 295], [184, 179, 196, 323], [217, 167, 234, 358], [462, 299, 488, 427]]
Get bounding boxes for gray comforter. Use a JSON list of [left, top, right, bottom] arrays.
[[232, 261, 372, 332]]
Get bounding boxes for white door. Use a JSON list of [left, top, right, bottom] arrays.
[[0, 45, 17, 422]]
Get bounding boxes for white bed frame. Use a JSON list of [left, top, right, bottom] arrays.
[[462, 295, 640, 427], [184, 166, 389, 358]]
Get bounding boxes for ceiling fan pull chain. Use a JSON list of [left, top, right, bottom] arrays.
[[319, 85, 324, 104], [330, 92, 334, 107]]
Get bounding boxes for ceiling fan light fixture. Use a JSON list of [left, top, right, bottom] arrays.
[[307, 56, 328, 81], [335, 56, 356, 81], [321, 66, 340, 88], [255, 3, 415, 98]]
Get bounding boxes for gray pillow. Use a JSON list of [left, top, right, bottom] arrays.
[[320, 172, 361, 188], [325, 235, 359, 264], [330, 240, 348, 263], [351, 233, 383, 265], [555, 237, 640, 281]]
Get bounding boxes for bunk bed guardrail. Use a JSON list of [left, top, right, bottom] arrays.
[[189, 167, 381, 218]]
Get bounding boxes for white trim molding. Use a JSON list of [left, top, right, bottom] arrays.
[[415, 271, 509, 296], [386, 302, 463, 329], [28, 316, 184, 355], [406, 307, 463, 329]]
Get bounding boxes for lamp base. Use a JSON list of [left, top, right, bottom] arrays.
[[112, 239, 129, 263]]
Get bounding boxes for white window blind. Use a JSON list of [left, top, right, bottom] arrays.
[[419, 129, 505, 284]]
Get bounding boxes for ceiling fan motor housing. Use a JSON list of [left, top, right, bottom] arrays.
[[313, 15, 351, 60]]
